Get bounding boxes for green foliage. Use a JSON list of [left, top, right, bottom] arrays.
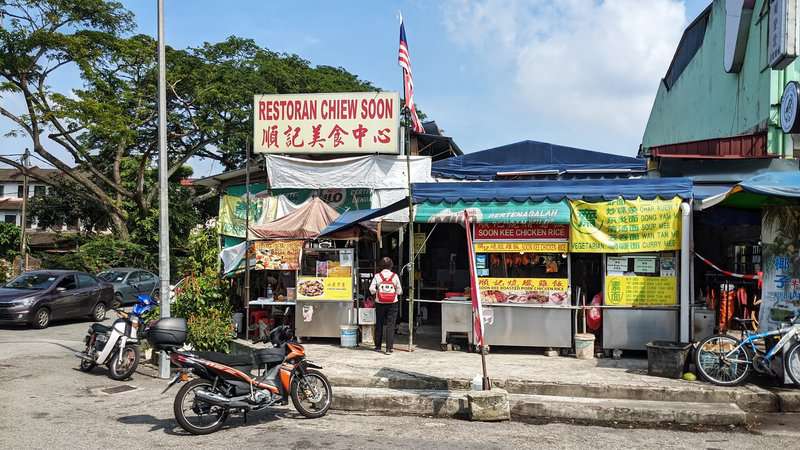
[[170, 270, 233, 352], [28, 178, 112, 233], [0, 223, 20, 260], [39, 235, 153, 273], [177, 225, 219, 276], [186, 308, 234, 352]]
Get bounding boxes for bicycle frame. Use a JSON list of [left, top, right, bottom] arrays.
[[723, 324, 800, 365]]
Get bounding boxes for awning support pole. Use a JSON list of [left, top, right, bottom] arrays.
[[680, 202, 691, 342]]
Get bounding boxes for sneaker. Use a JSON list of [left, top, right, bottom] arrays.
[[385, 349, 393, 355], [374, 348, 382, 353]]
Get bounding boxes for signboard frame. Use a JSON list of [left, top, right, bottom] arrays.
[[253, 92, 400, 155]]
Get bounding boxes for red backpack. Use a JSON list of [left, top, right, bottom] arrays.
[[376, 272, 398, 303]]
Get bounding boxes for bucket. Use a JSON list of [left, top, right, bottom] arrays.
[[340, 325, 358, 348], [574, 333, 595, 360], [646, 341, 692, 379]]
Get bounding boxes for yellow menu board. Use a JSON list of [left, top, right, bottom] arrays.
[[478, 277, 569, 306], [605, 275, 676, 306], [296, 276, 352, 301], [570, 197, 681, 253]]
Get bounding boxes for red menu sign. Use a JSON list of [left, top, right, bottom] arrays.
[[474, 223, 569, 241]]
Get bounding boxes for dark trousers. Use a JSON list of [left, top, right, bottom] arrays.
[[375, 302, 399, 351]]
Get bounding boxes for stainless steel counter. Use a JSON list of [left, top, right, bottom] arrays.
[[294, 300, 355, 340], [415, 299, 573, 349], [602, 307, 678, 350]]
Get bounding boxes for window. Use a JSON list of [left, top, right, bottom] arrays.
[[77, 274, 98, 288], [56, 275, 77, 291], [33, 185, 45, 197], [4, 215, 16, 224], [126, 272, 141, 284], [0, 185, 4, 197], [139, 272, 155, 282], [17, 185, 23, 198]]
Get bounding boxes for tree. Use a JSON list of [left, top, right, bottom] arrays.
[[1, 1, 378, 239], [0, 222, 20, 260]]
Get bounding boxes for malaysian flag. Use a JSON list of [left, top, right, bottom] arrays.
[[399, 15, 425, 134]]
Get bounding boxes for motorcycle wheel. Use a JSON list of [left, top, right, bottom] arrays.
[[173, 378, 229, 435], [107, 345, 139, 381], [79, 342, 97, 372], [290, 369, 332, 419]]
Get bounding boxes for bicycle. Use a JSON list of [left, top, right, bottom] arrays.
[[694, 315, 800, 386]]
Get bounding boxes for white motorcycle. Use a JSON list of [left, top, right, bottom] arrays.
[[75, 295, 156, 380]]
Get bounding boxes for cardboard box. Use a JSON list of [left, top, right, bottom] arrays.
[[358, 308, 376, 325]]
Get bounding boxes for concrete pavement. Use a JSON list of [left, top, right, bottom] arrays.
[[1, 319, 800, 448]]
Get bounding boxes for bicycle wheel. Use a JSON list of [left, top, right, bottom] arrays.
[[695, 334, 752, 386], [785, 342, 800, 386]]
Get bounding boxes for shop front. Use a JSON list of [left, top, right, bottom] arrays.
[[412, 198, 574, 349], [405, 178, 694, 352]]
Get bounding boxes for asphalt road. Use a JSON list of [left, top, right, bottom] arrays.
[[1, 317, 800, 449]]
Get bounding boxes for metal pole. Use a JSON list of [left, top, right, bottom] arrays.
[[18, 148, 29, 274], [244, 138, 252, 338], [405, 124, 415, 351], [157, 0, 171, 379]]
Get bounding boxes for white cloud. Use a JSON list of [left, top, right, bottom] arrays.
[[443, 0, 686, 152]]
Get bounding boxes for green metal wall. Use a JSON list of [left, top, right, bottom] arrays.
[[642, 0, 776, 153]]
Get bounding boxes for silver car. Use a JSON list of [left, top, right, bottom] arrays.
[[97, 268, 159, 307]]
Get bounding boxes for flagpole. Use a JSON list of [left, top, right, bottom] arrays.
[[399, 12, 415, 352]]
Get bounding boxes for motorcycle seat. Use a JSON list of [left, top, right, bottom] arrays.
[[195, 351, 253, 368], [254, 347, 285, 366], [91, 323, 111, 334]]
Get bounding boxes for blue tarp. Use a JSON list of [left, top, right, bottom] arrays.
[[319, 200, 407, 237], [692, 184, 734, 200], [431, 140, 647, 180], [412, 178, 693, 204], [738, 172, 800, 198]]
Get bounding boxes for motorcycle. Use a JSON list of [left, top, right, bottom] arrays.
[[148, 321, 332, 435], [75, 294, 156, 380]]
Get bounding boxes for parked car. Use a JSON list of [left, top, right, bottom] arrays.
[[0, 270, 114, 329], [97, 268, 159, 307]]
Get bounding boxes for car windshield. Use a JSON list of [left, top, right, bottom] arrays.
[[97, 271, 127, 283], [4, 273, 58, 290]]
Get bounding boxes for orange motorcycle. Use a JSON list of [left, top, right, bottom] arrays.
[[147, 320, 332, 435]]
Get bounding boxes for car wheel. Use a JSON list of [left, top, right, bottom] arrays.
[[91, 302, 107, 322], [32, 307, 50, 329]]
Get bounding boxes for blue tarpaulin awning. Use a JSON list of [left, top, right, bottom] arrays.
[[319, 200, 407, 237], [431, 140, 647, 180], [699, 172, 800, 210], [412, 178, 693, 204]]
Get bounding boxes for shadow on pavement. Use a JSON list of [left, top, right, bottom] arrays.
[[117, 414, 183, 435]]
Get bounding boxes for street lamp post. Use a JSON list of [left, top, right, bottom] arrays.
[[157, 0, 171, 379]]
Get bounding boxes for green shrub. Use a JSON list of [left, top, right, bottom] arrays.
[[186, 307, 234, 352], [170, 270, 233, 352]]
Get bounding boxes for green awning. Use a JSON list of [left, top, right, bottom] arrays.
[[414, 200, 571, 224]]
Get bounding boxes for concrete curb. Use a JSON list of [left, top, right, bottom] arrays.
[[331, 387, 749, 428], [326, 373, 780, 412], [509, 394, 747, 427], [332, 387, 469, 419]]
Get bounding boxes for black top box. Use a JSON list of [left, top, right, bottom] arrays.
[[146, 317, 187, 349]]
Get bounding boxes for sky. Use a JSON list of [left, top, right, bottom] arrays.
[[2, 0, 712, 177]]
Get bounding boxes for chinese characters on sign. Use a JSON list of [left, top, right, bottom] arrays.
[[253, 92, 400, 154], [569, 197, 682, 253], [478, 277, 569, 306], [296, 276, 353, 301], [604, 275, 677, 306], [474, 241, 568, 253], [760, 207, 800, 331]]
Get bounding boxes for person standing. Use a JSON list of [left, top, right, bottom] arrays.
[[369, 257, 403, 354]]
